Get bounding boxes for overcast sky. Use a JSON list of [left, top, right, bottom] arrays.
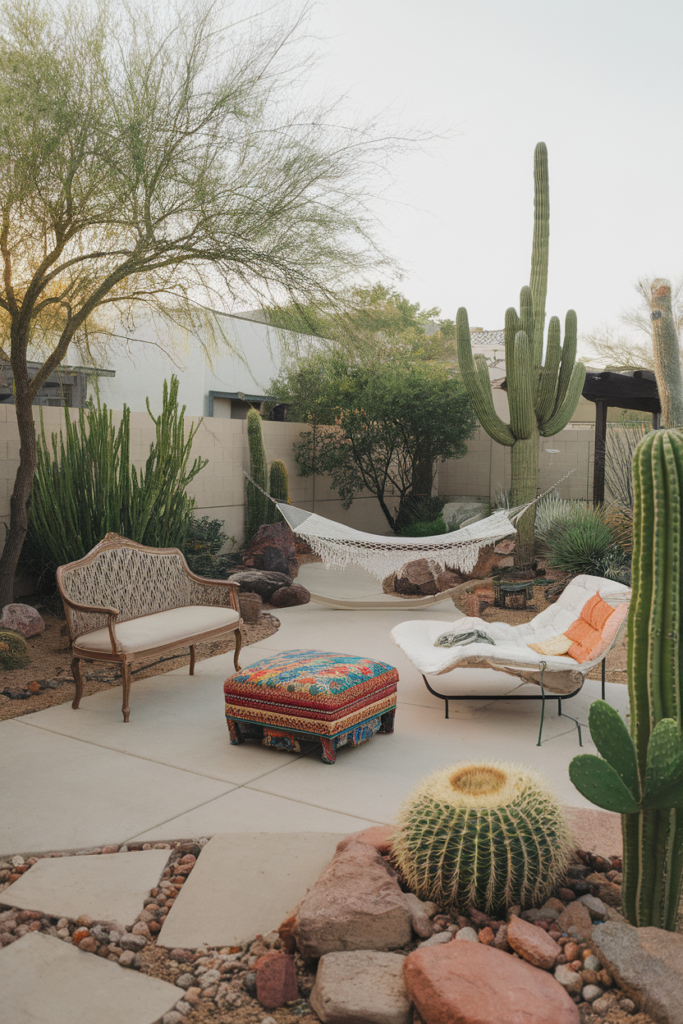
[[299, 0, 682, 349]]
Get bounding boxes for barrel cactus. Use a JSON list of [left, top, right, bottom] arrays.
[[0, 629, 30, 670], [569, 429, 683, 929], [391, 761, 572, 914]]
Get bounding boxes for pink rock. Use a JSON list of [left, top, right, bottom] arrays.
[[507, 914, 561, 970], [294, 840, 413, 958], [1, 603, 45, 637], [403, 941, 579, 1024], [132, 922, 151, 938], [336, 825, 395, 857], [255, 951, 298, 1009], [555, 901, 593, 942]]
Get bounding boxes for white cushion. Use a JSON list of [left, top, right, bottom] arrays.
[[76, 606, 240, 654]]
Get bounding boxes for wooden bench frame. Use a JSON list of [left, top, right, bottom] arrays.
[[57, 533, 242, 722]]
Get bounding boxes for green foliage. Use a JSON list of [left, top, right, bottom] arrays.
[[535, 496, 630, 583], [394, 495, 445, 533], [569, 429, 683, 930], [245, 410, 271, 539], [399, 518, 448, 538], [456, 144, 586, 567], [24, 376, 206, 575], [0, 629, 29, 670], [272, 349, 477, 532], [392, 762, 572, 915], [183, 517, 238, 579]]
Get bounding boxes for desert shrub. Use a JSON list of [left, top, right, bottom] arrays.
[[183, 517, 239, 579], [394, 495, 446, 534], [399, 517, 448, 537], [545, 508, 626, 579]]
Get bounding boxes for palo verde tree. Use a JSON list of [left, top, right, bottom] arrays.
[[457, 143, 586, 567], [272, 348, 477, 532], [0, 0, 417, 605]]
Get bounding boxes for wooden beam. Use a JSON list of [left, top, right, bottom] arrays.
[[593, 400, 608, 505]]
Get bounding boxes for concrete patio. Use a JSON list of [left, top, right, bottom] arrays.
[[0, 564, 628, 858]]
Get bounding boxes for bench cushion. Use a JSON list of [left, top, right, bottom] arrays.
[[224, 649, 398, 737], [77, 605, 240, 654]]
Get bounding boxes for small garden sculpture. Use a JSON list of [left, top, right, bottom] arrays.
[[391, 761, 572, 915], [569, 428, 683, 930]]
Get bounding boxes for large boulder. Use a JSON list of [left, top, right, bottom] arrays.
[[403, 941, 579, 1024], [384, 540, 515, 598], [1, 603, 45, 638], [227, 570, 292, 601], [241, 523, 298, 578], [310, 950, 412, 1024], [269, 584, 311, 608], [592, 920, 683, 1024], [293, 840, 413, 958]]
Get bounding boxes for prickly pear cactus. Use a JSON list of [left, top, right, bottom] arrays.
[[569, 429, 683, 929], [0, 629, 30, 670], [457, 143, 586, 566], [391, 761, 572, 915]]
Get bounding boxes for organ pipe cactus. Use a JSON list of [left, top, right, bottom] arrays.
[[569, 429, 683, 930], [245, 409, 270, 539], [391, 761, 572, 915], [457, 143, 586, 566]]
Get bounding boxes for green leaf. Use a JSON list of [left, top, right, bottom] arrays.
[[569, 754, 640, 813], [588, 700, 640, 797], [643, 719, 683, 809]]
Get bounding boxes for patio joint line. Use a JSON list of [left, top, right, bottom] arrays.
[[242, 782, 390, 826]]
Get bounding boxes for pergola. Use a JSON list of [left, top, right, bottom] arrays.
[[581, 369, 661, 505]]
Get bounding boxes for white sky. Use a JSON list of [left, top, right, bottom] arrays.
[[299, 0, 683, 347]]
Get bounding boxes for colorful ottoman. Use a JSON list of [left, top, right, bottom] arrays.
[[223, 649, 398, 764]]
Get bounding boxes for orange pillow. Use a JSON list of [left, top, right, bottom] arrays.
[[565, 593, 623, 663]]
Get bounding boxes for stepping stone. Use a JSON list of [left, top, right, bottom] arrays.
[[157, 832, 344, 949], [0, 932, 183, 1024], [2, 850, 170, 926]]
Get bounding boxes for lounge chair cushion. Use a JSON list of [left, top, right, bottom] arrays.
[[77, 605, 240, 654], [564, 593, 628, 662]]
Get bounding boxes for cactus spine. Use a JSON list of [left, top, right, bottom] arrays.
[[0, 629, 30, 669], [569, 429, 683, 930], [245, 409, 270, 539], [457, 144, 586, 566], [650, 279, 683, 427], [391, 761, 572, 915]]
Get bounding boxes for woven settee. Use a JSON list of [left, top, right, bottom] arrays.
[[57, 533, 242, 722]]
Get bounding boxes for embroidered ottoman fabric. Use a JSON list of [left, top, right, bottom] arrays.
[[223, 649, 398, 763]]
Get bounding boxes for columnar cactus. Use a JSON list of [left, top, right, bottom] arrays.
[[457, 144, 586, 566], [650, 279, 683, 427], [391, 761, 572, 915], [569, 429, 683, 930], [245, 409, 270, 539]]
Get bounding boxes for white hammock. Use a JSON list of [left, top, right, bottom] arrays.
[[276, 503, 517, 582]]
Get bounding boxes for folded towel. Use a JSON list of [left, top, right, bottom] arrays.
[[434, 629, 496, 649]]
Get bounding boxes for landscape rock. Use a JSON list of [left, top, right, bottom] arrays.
[[455, 927, 478, 943], [554, 964, 584, 996], [592, 920, 683, 1024], [241, 523, 299, 578], [226, 570, 292, 600], [255, 951, 298, 1009], [1, 603, 45, 637], [419, 932, 453, 948], [119, 933, 147, 951], [293, 840, 413, 958], [310, 950, 412, 1024], [404, 940, 579, 1024], [586, 872, 623, 908], [555, 901, 593, 941], [336, 825, 394, 857], [583, 984, 603, 1003], [579, 895, 608, 921], [269, 584, 311, 608], [394, 560, 439, 597], [402, 893, 437, 939], [507, 914, 561, 969]]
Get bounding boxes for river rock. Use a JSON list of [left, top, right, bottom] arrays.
[[227, 570, 292, 600], [255, 951, 298, 1009], [1, 603, 45, 637], [269, 584, 311, 608], [403, 940, 579, 1024], [241, 523, 298, 578], [592, 920, 683, 1024], [293, 840, 413, 958], [554, 964, 583, 996], [578, 894, 608, 921], [507, 914, 561, 969], [310, 950, 412, 1024], [555, 901, 593, 941]]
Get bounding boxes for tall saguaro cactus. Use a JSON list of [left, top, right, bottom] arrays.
[[650, 279, 683, 428], [246, 409, 270, 539], [569, 429, 683, 929], [457, 143, 586, 566]]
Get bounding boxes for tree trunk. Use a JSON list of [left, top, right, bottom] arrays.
[[0, 386, 37, 607], [411, 447, 433, 498], [510, 428, 539, 569]]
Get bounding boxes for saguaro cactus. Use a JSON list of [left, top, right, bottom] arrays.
[[457, 143, 586, 566], [569, 429, 683, 930], [650, 279, 683, 427]]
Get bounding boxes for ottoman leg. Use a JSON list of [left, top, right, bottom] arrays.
[[227, 719, 244, 745], [320, 736, 337, 764], [379, 708, 396, 734]]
